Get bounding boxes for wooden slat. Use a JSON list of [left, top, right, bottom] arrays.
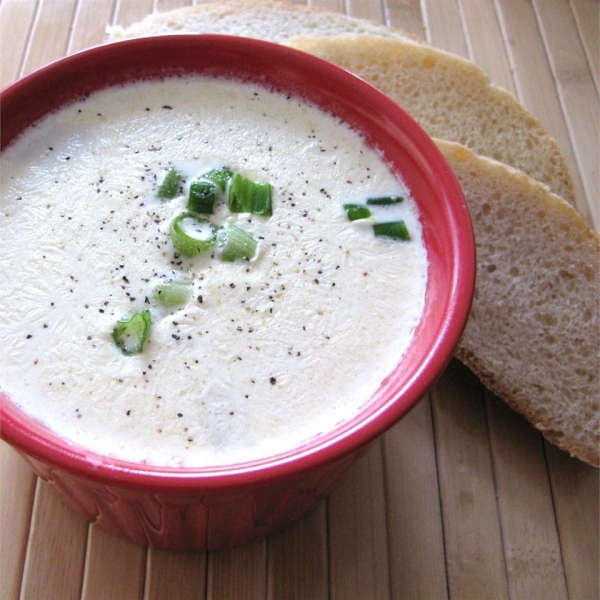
[[267, 503, 329, 600], [19, 481, 88, 600], [570, 0, 599, 93], [112, 0, 154, 27], [206, 540, 267, 600], [308, 0, 344, 12], [68, 0, 117, 54], [81, 526, 146, 600], [382, 398, 448, 600], [0, 445, 37, 600], [384, 0, 426, 38], [486, 395, 568, 599], [546, 443, 600, 600], [431, 362, 509, 599], [20, 0, 78, 76], [327, 441, 391, 600], [494, 0, 593, 226], [532, 0, 599, 229], [0, 0, 38, 87], [420, 0, 469, 57], [457, 0, 515, 91], [346, 0, 385, 22], [144, 548, 207, 600], [155, 0, 193, 12]]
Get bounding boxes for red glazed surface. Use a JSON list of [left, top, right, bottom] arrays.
[[0, 35, 475, 551]]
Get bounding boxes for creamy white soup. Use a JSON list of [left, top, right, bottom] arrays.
[[0, 76, 427, 466]]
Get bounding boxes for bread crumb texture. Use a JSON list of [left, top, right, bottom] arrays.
[[286, 35, 576, 207], [438, 140, 599, 466]]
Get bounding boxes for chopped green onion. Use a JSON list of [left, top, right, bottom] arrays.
[[202, 166, 233, 191], [217, 223, 258, 262], [170, 212, 216, 257], [366, 195, 405, 205], [343, 203, 372, 221], [112, 310, 151, 355], [188, 180, 217, 214], [373, 220, 411, 241], [157, 168, 182, 199], [228, 173, 273, 216], [153, 280, 192, 307]]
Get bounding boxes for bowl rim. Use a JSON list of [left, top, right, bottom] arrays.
[[0, 34, 475, 492]]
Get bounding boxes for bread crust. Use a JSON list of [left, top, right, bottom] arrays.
[[107, 0, 421, 44], [438, 140, 599, 466]]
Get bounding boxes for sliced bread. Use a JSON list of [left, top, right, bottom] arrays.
[[106, 0, 418, 44], [287, 35, 576, 207], [437, 139, 599, 466]]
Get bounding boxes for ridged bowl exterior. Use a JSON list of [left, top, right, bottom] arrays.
[[20, 447, 365, 551]]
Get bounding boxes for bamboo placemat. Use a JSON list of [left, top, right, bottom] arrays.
[[1, 1, 598, 598]]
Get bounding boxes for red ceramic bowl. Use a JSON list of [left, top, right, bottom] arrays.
[[0, 35, 475, 551]]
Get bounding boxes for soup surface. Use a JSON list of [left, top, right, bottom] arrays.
[[0, 76, 427, 466]]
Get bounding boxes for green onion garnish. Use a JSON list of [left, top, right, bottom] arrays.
[[187, 167, 234, 213], [217, 223, 258, 262], [112, 310, 151, 355], [366, 195, 404, 205], [228, 173, 272, 216], [153, 280, 192, 307], [373, 220, 411, 241], [170, 212, 216, 257], [343, 203, 372, 221], [202, 166, 233, 191], [157, 168, 182, 199], [188, 180, 217, 214]]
